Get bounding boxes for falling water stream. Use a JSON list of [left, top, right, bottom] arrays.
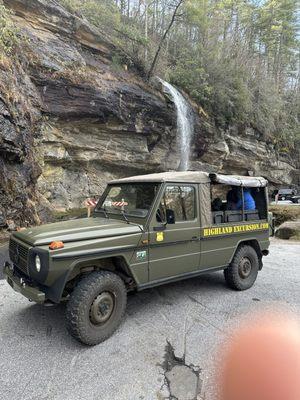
[[160, 79, 193, 171]]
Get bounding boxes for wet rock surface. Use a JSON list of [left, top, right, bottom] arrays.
[[0, 0, 299, 224], [0, 70, 42, 228]]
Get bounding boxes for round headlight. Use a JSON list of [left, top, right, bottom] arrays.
[[35, 255, 41, 273]]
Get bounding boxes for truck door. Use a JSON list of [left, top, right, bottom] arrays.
[[148, 184, 201, 282]]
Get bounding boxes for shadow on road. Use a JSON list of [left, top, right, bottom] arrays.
[[128, 271, 227, 310], [6, 271, 227, 348], [13, 302, 85, 350]]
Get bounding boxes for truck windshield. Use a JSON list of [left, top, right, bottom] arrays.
[[97, 183, 160, 218]]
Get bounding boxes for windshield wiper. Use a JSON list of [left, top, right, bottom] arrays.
[[120, 209, 130, 224], [99, 206, 109, 219]]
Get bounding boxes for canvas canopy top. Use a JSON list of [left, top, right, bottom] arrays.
[[209, 173, 268, 187], [109, 171, 268, 227], [109, 171, 210, 184], [109, 171, 268, 187]]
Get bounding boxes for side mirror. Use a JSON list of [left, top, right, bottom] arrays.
[[166, 209, 175, 224]]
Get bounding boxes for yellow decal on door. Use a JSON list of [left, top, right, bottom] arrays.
[[156, 231, 164, 242], [203, 222, 269, 237]]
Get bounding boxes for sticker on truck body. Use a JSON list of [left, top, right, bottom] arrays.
[[202, 222, 269, 237], [136, 250, 147, 261], [156, 232, 164, 242]]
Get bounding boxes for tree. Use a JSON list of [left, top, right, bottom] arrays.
[[147, 0, 185, 79]]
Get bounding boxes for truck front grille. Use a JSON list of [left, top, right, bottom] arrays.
[[9, 238, 30, 276]]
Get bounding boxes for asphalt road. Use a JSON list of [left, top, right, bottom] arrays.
[[0, 239, 299, 400]]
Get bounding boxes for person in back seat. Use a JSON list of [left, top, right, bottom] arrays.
[[212, 198, 222, 211], [226, 187, 239, 210], [236, 188, 256, 210]]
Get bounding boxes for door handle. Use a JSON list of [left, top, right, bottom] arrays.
[[191, 236, 199, 241]]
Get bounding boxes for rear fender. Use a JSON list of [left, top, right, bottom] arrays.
[[230, 239, 264, 270]]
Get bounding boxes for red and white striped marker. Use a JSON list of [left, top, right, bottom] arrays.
[[112, 201, 128, 207], [85, 198, 98, 207], [85, 198, 98, 217]]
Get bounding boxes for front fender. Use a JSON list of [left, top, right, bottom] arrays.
[[47, 245, 137, 303], [43, 269, 69, 303]]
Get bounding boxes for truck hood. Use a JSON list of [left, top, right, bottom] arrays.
[[13, 217, 143, 246]]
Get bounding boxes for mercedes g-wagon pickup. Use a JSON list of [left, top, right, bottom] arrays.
[[4, 171, 271, 345]]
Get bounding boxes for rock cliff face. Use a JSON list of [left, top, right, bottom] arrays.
[[0, 0, 299, 228]]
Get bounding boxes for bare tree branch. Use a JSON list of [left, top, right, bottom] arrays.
[[147, 0, 185, 80]]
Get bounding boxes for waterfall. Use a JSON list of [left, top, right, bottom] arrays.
[[160, 79, 193, 171]]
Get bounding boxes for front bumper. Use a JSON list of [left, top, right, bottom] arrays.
[[4, 262, 45, 303]]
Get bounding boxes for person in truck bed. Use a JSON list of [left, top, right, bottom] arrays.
[[226, 187, 239, 210], [237, 188, 256, 211]]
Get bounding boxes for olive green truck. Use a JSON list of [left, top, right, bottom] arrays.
[[4, 171, 271, 345]]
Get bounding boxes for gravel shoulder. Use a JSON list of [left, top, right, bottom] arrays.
[[0, 239, 299, 400]]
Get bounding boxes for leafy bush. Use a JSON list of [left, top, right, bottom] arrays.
[[269, 205, 300, 226], [168, 51, 212, 106], [169, 50, 253, 128]]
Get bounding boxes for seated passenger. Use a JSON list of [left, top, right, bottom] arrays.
[[212, 197, 222, 211], [226, 187, 239, 210], [236, 188, 256, 210]]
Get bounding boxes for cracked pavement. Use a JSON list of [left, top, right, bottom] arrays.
[[0, 238, 299, 400]]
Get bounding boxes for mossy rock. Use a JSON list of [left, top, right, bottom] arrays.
[[269, 205, 300, 226], [275, 220, 300, 240]]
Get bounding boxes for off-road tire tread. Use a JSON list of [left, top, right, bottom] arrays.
[[66, 271, 126, 345], [224, 245, 259, 291]]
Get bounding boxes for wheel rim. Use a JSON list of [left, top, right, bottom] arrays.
[[89, 292, 115, 325], [238, 257, 252, 279]]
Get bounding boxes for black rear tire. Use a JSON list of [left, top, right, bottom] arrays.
[[224, 245, 259, 291], [66, 271, 127, 345]]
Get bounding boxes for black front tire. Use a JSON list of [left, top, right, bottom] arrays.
[[66, 271, 127, 345], [224, 245, 259, 291]]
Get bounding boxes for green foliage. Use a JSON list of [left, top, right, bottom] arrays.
[[79, 1, 120, 31], [0, 4, 19, 55], [269, 205, 300, 226], [117, 24, 148, 47], [169, 0, 299, 147], [111, 53, 126, 72], [57, 0, 147, 68], [169, 49, 253, 128], [168, 51, 212, 106], [59, 0, 120, 31]]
